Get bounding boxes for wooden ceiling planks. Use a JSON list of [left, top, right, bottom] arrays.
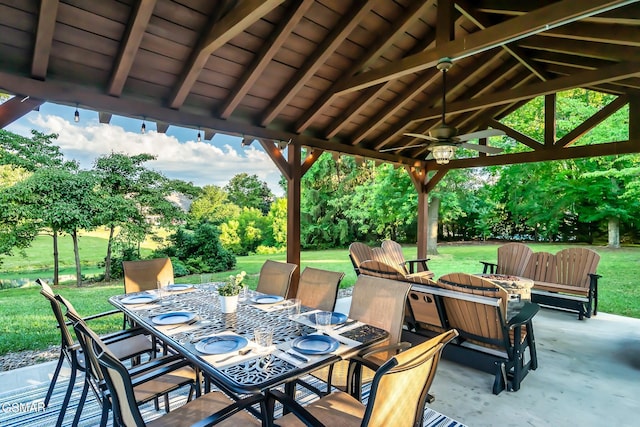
[[0, 0, 639, 169]]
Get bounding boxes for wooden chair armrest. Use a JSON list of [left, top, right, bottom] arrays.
[[266, 390, 325, 427], [404, 258, 430, 274], [480, 261, 497, 274], [507, 302, 540, 328], [192, 393, 265, 427]]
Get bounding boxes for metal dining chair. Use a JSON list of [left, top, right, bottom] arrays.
[[36, 279, 154, 427], [295, 267, 345, 311], [255, 260, 298, 297], [268, 329, 458, 427]]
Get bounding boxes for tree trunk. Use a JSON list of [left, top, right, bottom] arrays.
[[72, 230, 82, 286], [104, 225, 115, 282], [52, 230, 59, 286], [608, 217, 620, 248], [427, 196, 440, 255]]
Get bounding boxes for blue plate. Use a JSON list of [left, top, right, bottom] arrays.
[[167, 284, 193, 292], [292, 335, 340, 355], [195, 335, 249, 355], [310, 312, 348, 325], [251, 295, 284, 304], [151, 311, 196, 325], [120, 294, 159, 305]]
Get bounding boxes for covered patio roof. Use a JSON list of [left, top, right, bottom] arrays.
[[1, 0, 640, 292]]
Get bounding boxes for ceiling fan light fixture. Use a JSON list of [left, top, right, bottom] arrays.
[[432, 145, 455, 164]]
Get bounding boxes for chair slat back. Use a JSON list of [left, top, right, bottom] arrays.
[[364, 330, 457, 427], [296, 267, 344, 311], [349, 242, 375, 274], [37, 280, 75, 349], [524, 251, 556, 282], [380, 240, 409, 274], [357, 260, 405, 280], [555, 248, 600, 288], [497, 243, 532, 276], [256, 260, 298, 297], [83, 321, 147, 427], [59, 296, 104, 382], [349, 275, 411, 362], [437, 273, 508, 345], [123, 258, 174, 294]]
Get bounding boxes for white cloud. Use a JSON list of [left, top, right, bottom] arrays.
[[22, 113, 284, 195]]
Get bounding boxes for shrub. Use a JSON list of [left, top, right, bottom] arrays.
[[255, 245, 285, 255]]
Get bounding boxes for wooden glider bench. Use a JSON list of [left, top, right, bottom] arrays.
[[349, 240, 434, 282], [403, 273, 539, 395], [481, 244, 601, 320]]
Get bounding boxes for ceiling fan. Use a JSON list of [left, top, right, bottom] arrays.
[[381, 58, 505, 164]]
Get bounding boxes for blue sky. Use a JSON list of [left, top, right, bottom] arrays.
[[5, 101, 284, 195]]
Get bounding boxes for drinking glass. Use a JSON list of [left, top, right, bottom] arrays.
[[315, 311, 332, 332], [254, 327, 274, 369], [200, 274, 212, 291], [285, 298, 301, 318]]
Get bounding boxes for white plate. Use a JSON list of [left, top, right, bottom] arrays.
[[120, 294, 159, 305], [167, 284, 193, 292], [251, 295, 284, 304], [195, 335, 249, 355], [151, 311, 196, 325]]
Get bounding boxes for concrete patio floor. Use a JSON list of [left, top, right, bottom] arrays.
[[2, 299, 639, 426]]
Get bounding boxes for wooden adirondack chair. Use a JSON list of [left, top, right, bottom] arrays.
[[481, 243, 533, 276]]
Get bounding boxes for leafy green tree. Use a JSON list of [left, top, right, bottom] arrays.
[[267, 198, 287, 247], [188, 185, 240, 225], [224, 173, 274, 214]]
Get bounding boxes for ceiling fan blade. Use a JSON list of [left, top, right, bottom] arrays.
[[456, 129, 505, 142], [459, 142, 504, 154], [379, 143, 430, 153], [404, 133, 439, 142]]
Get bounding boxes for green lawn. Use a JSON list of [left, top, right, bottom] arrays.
[[1, 240, 638, 357]]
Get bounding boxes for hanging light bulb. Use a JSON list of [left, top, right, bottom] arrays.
[[197, 129, 202, 142], [141, 120, 146, 134], [74, 105, 79, 122]]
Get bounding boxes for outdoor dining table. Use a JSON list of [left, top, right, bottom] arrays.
[[109, 284, 388, 396]]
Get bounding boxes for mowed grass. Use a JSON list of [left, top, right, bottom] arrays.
[[1, 236, 638, 357]]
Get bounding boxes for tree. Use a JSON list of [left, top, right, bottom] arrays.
[[224, 173, 274, 214], [93, 152, 196, 281], [189, 185, 240, 225]]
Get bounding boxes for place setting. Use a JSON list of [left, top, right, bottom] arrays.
[[192, 328, 275, 368]]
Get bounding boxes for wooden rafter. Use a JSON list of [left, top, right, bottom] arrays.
[[556, 95, 628, 147], [404, 61, 640, 123], [108, 0, 157, 96], [488, 119, 542, 150], [31, 0, 59, 79], [294, 0, 436, 133], [169, 0, 283, 109], [259, 0, 375, 126], [219, 0, 313, 119], [334, 0, 635, 95], [541, 21, 640, 46], [519, 35, 640, 61], [455, 0, 550, 82], [0, 96, 43, 127]]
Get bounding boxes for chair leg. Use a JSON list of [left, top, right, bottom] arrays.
[[55, 361, 77, 427], [45, 352, 66, 408], [99, 399, 110, 427], [526, 321, 538, 371], [71, 377, 90, 426]]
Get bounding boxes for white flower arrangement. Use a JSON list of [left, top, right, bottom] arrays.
[[218, 271, 247, 296]]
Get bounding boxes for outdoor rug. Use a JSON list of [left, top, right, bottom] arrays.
[[0, 373, 467, 427]]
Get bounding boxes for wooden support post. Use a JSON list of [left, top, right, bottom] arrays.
[[408, 166, 430, 263], [286, 143, 302, 297], [630, 95, 640, 142], [545, 94, 556, 146]]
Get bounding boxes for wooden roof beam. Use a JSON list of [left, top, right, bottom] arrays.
[[541, 21, 640, 47], [455, 0, 550, 82], [404, 61, 640, 122], [31, 0, 59, 79], [219, 0, 313, 119], [429, 139, 640, 170], [169, 0, 283, 109], [372, 59, 523, 151], [0, 96, 44, 128], [294, 0, 435, 133], [556, 95, 628, 147], [108, 0, 157, 97], [519, 35, 640, 61], [259, 0, 375, 126], [334, 0, 637, 95], [0, 71, 421, 167]]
